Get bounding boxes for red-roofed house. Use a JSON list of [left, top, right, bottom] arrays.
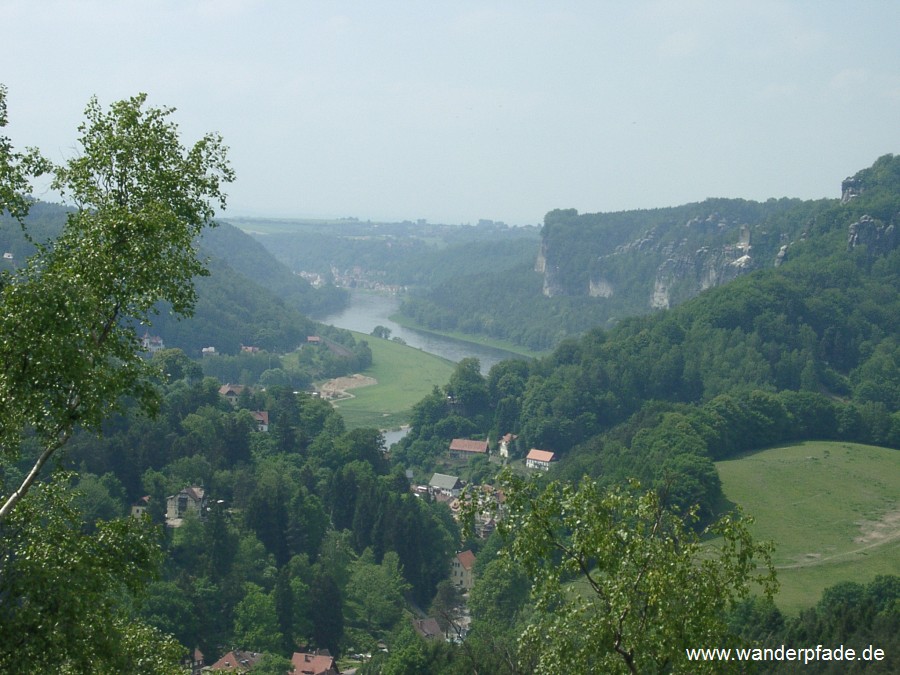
[[525, 449, 556, 471], [291, 650, 339, 675], [451, 549, 477, 591], [448, 438, 488, 460], [219, 383, 246, 406], [207, 650, 263, 672], [251, 410, 269, 433]]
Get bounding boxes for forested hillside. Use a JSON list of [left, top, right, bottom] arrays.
[[398, 159, 898, 351], [1, 205, 349, 358], [4, 91, 897, 673], [233, 217, 541, 303], [397, 154, 900, 521]]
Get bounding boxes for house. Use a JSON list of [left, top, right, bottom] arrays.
[[412, 617, 444, 641], [429, 473, 462, 498], [448, 438, 488, 460], [165, 486, 207, 527], [451, 550, 477, 591], [251, 410, 269, 432], [206, 650, 263, 672], [525, 449, 556, 471], [290, 650, 339, 675], [240, 344, 260, 353], [141, 330, 165, 354], [307, 335, 322, 345], [201, 346, 217, 357], [181, 647, 205, 675], [498, 433, 517, 459], [219, 383, 246, 406], [130, 495, 150, 519]]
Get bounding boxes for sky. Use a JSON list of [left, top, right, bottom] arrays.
[[3, 1, 900, 225]]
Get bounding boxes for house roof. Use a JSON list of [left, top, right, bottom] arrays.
[[168, 486, 205, 502], [500, 433, 517, 443], [412, 617, 443, 640], [251, 410, 269, 425], [429, 473, 461, 490], [456, 549, 476, 571], [526, 449, 556, 463], [219, 383, 245, 396], [290, 650, 337, 675], [207, 650, 263, 671], [449, 438, 488, 454]]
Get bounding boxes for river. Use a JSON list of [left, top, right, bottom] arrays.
[[319, 291, 526, 444], [319, 291, 524, 373]]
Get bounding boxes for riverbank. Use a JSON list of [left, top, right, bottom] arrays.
[[387, 310, 545, 359], [327, 330, 456, 430], [318, 290, 536, 372]]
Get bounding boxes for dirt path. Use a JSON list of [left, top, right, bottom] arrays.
[[777, 507, 900, 570], [318, 374, 377, 400]]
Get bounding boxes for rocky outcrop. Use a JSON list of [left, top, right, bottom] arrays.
[[644, 242, 753, 309], [538, 201, 808, 325], [842, 176, 864, 204], [847, 215, 898, 255]]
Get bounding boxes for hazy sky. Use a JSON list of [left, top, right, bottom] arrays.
[[3, 1, 900, 225]]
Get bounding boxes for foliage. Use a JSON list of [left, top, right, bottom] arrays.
[[0, 91, 233, 518], [495, 471, 777, 674], [0, 477, 183, 673], [345, 549, 411, 635], [0, 86, 51, 223], [729, 576, 900, 674], [232, 583, 284, 653]]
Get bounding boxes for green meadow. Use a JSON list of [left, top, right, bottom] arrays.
[[327, 331, 456, 430], [716, 441, 900, 614]]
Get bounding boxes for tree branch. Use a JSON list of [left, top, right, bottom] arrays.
[[0, 428, 71, 520]]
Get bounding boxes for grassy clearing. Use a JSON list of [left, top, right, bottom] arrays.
[[716, 441, 900, 614], [326, 331, 455, 430]]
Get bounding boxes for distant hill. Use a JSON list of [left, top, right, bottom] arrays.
[[199, 221, 347, 317], [1, 204, 342, 356], [397, 154, 900, 524], [399, 155, 900, 350]]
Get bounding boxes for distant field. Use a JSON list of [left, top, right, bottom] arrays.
[[716, 441, 900, 614], [223, 217, 354, 234], [325, 331, 455, 430]]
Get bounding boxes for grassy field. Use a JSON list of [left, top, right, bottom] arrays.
[[324, 331, 456, 430], [716, 441, 900, 614]]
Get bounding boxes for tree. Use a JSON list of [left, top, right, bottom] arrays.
[[0, 91, 233, 519], [371, 325, 392, 339], [0, 87, 232, 672], [428, 579, 464, 635], [233, 583, 284, 654], [0, 476, 184, 673], [492, 471, 777, 674], [446, 357, 489, 420], [345, 549, 411, 634], [0, 84, 52, 221]]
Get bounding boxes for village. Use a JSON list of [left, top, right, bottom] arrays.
[[138, 382, 558, 675]]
